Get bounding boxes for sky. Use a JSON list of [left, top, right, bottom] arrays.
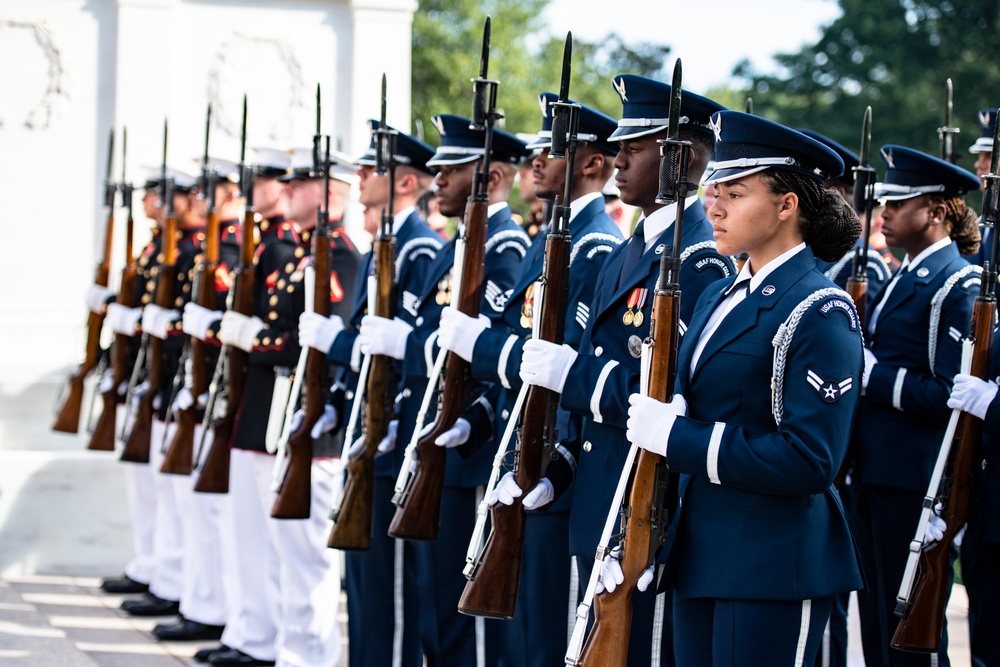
[[543, 0, 843, 93]]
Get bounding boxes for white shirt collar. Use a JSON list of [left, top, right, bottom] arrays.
[[393, 206, 416, 232], [641, 194, 701, 252], [568, 192, 603, 223], [900, 236, 952, 271], [487, 201, 509, 218], [726, 242, 807, 295]]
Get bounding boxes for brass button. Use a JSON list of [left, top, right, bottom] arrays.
[[294, 247, 305, 258], [270, 296, 278, 306], [286, 262, 295, 273], [262, 337, 271, 346], [268, 312, 278, 321]]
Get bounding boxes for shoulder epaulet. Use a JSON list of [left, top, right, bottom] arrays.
[[654, 240, 732, 290], [569, 232, 623, 266], [395, 236, 443, 281], [928, 263, 982, 374], [485, 228, 530, 258], [330, 227, 356, 252]]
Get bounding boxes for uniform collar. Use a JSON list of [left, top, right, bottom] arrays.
[[727, 242, 807, 295], [393, 206, 416, 234], [900, 236, 952, 272], [487, 201, 510, 218], [641, 194, 701, 251], [569, 191, 603, 223]]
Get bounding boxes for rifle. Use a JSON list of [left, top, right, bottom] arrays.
[[328, 76, 397, 548], [938, 78, 960, 165], [162, 104, 219, 475], [122, 121, 177, 464], [53, 130, 116, 434], [271, 129, 331, 518], [194, 96, 252, 494], [458, 32, 577, 618], [568, 59, 689, 667], [847, 107, 876, 335], [891, 104, 1000, 653], [388, 16, 498, 541], [89, 129, 136, 451]]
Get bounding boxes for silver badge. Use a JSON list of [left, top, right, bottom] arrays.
[[614, 77, 628, 102], [762, 285, 776, 295], [628, 335, 643, 359], [917, 267, 930, 277], [655, 244, 666, 255]]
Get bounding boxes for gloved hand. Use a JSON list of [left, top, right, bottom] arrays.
[[299, 312, 344, 354], [347, 434, 366, 458], [86, 284, 115, 314], [863, 348, 878, 389], [437, 307, 490, 362], [519, 339, 578, 393], [948, 373, 999, 420], [359, 315, 413, 360], [219, 311, 264, 352], [97, 368, 115, 394], [141, 304, 180, 340], [378, 420, 399, 455], [289, 405, 339, 440], [594, 545, 654, 595], [182, 302, 223, 341], [923, 501, 947, 548], [171, 387, 208, 412], [106, 303, 143, 336], [626, 394, 687, 456], [489, 472, 555, 510], [435, 418, 471, 448]]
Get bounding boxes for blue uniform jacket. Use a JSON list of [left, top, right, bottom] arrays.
[[963, 322, 1000, 544], [467, 198, 624, 512], [853, 242, 979, 493], [665, 246, 865, 601], [816, 241, 892, 312], [395, 206, 529, 488], [557, 201, 735, 557]]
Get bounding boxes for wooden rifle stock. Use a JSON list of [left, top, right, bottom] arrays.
[[162, 211, 219, 475], [892, 298, 993, 652], [121, 215, 178, 463], [88, 265, 136, 451], [458, 214, 571, 618], [389, 197, 489, 540], [271, 225, 328, 519], [328, 233, 396, 549]]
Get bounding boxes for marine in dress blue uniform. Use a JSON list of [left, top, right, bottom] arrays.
[[303, 124, 441, 667], [851, 145, 982, 667], [626, 110, 866, 666], [520, 75, 734, 667], [434, 93, 624, 667], [375, 114, 530, 667]]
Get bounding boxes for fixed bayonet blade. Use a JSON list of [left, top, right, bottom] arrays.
[[667, 59, 683, 140], [479, 17, 491, 80], [558, 32, 572, 103]]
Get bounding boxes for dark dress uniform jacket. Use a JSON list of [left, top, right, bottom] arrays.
[[395, 205, 530, 488], [557, 201, 735, 557], [854, 241, 979, 493], [972, 328, 1000, 543], [331, 209, 442, 478], [468, 197, 624, 510], [665, 246, 864, 600]]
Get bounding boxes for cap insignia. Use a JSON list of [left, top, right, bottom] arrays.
[[881, 147, 895, 169], [614, 77, 627, 102]]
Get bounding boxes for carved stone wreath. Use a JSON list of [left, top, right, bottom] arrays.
[[0, 20, 68, 130]]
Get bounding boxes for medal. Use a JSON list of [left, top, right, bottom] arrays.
[[628, 335, 643, 359], [623, 288, 641, 326], [633, 310, 644, 327], [435, 274, 452, 306], [521, 283, 535, 330], [623, 310, 635, 326], [632, 289, 648, 328]]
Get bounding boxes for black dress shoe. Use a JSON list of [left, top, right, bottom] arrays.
[[100, 574, 149, 594], [152, 618, 225, 641], [208, 648, 276, 666], [120, 594, 180, 616], [194, 644, 230, 663]]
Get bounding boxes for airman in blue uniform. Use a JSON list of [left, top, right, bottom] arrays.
[[435, 93, 624, 667], [851, 145, 982, 667], [518, 75, 734, 667], [626, 110, 866, 666], [968, 109, 998, 272]]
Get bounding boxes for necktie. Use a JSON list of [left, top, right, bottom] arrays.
[[618, 221, 645, 290]]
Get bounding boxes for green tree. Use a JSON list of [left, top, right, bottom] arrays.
[[735, 0, 1000, 168]]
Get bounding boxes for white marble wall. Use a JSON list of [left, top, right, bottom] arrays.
[[0, 0, 414, 390]]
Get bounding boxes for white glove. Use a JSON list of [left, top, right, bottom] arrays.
[[437, 307, 490, 362], [97, 368, 115, 394], [182, 302, 223, 341], [627, 393, 687, 456], [923, 502, 947, 548], [594, 546, 654, 595], [948, 373, 999, 420], [107, 303, 142, 336], [435, 418, 471, 448], [299, 311, 344, 354], [219, 311, 264, 352], [141, 304, 179, 340], [171, 388, 208, 412], [359, 315, 413, 360], [378, 420, 399, 455], [347, 434, 366, 458], [289, 405, 339, 439], [86, 284, 115, 314], [519, 339, 578, 393], [489, 472, 555, 510], [863, 348, 878, 389]]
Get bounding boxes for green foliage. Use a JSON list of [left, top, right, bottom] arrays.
[[735, 0, 1000, 169]]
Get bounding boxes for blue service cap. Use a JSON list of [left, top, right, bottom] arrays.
[[426, 114, 529, 168], [797, 129, 860, 176], [969, 109, 997, 154], [525, 92, 619, 155], [875, 144, 980, 201], [356, 120, 436, 175], [608, 74, 726, 142], [704, 111, 844, 186]]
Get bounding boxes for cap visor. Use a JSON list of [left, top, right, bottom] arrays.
[[703, 165, 770, 185], [607, 124, 666, 142]]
